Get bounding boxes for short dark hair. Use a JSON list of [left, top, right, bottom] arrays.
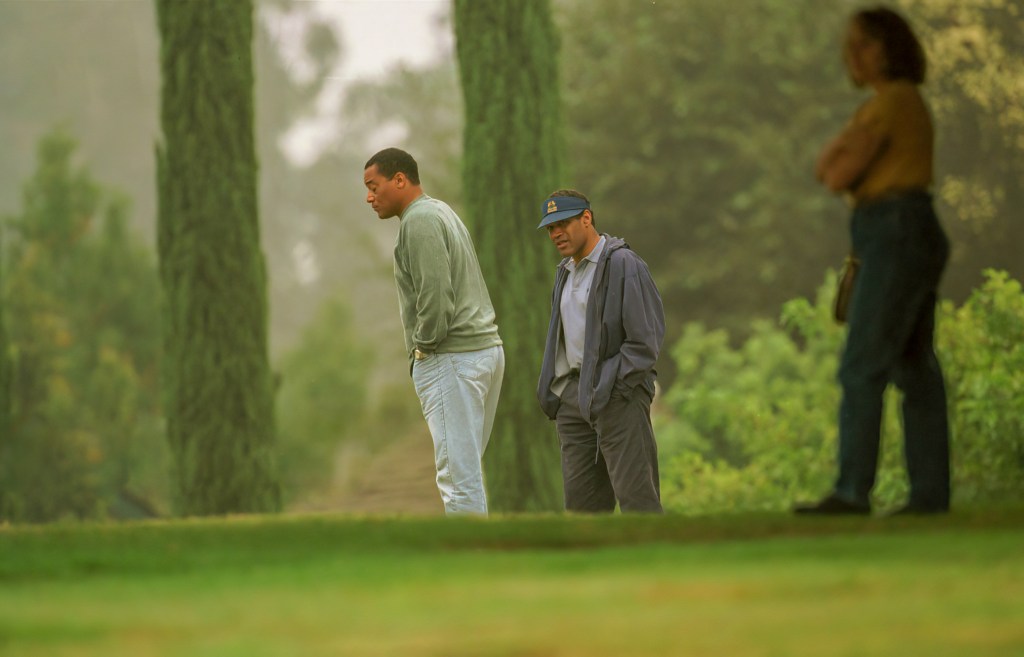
[[364, 148, 420, 185], [548, 188, 596, 226], [854, 6, 926, 84]]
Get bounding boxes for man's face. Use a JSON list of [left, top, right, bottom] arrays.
[[546, 210, 592, 261], [364, 164, 403, 219]]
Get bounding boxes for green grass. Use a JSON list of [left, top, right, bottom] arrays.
[[2, 508, 1023, 657]]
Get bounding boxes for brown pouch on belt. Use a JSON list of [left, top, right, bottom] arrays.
[[834, 253, 860, 324]]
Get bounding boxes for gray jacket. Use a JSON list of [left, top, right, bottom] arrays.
[[537, 234, 665, 422]]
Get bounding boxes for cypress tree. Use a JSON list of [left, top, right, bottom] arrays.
[[155, 0, 279, 515], [0, 233, 9, 508], [454, 0, 566, 511]]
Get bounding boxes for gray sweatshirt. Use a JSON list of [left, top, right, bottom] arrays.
[[393, 195, 502, 360]]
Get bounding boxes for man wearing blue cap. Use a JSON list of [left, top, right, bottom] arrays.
[[364, 147, 504, 515], [536, 189, 665, 512]]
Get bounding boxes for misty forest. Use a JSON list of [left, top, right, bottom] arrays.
[[0, 0, 1021, 523]]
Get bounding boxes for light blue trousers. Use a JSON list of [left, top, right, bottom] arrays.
[[411, 345, 504, 515]]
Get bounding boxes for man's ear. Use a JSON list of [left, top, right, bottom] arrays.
[[394, 172, 407, 188]]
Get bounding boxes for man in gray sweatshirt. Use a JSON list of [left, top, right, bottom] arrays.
[[536, 189, 664, 512], [364, 148, 504, 515]]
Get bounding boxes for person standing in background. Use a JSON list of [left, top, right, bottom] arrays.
[[364, 147, 504, 515], [796, 7, 951, 516]]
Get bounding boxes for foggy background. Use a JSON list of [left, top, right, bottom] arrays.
[[2, 0, 1020, 517]]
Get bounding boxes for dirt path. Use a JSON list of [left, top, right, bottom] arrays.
[[291, 428, 444, 516]]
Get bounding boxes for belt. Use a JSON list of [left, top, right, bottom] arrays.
[[852, 188, 931, 209]]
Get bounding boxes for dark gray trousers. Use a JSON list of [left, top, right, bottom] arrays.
[[555, 378, 662, 513]]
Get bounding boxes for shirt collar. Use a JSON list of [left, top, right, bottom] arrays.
[[565, 235, 606, 272], [399, 193, 429, 219], [585, 235, 607, 264]]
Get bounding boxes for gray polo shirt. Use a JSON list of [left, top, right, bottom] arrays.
[[552, 236, 606, 397]]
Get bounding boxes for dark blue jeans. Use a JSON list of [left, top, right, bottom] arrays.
[[834, 191, 951, 510]]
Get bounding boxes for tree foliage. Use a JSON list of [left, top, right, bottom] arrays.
[[555, 0, 1023, 382], [0, 0, 348, 358], [275, 296, 373, 501], [0, 232, 9, 450], [0, 130, 165, 522], [0, 1, 159, 230], [156, 0, 279, 515], [903, 0, 1024, 297], [454, 0, 566, 511], [557, 0, 858, 346]]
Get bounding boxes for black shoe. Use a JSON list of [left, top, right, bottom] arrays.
[[887, 503, 949, 517], [793, 494, 870, 516]]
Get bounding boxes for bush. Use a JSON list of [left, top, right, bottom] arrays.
[[657, 269, 1024, 514], [938, 270, 1024, 503]]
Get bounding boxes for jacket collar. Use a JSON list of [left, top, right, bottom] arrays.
[[557, 233, 626, 271]]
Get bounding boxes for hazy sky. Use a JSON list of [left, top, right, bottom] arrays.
[[278, 0, 453, 165], [317, 0, 451, 83]]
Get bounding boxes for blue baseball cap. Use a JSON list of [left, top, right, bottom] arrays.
[[538, 195, 590, 229]]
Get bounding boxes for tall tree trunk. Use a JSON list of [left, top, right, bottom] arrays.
[[0, 238, 9, 512], [454, 0, 566, 511], [155, 0, 279, 515]]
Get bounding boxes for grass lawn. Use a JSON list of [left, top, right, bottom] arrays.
[[1, 508, 1022, 657]]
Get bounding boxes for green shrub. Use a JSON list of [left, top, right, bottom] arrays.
[[657, 269, 1024, 514], [938, 270, 1024, 503]]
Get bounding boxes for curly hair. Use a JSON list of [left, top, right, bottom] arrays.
[[364, 148, 421, 185]]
